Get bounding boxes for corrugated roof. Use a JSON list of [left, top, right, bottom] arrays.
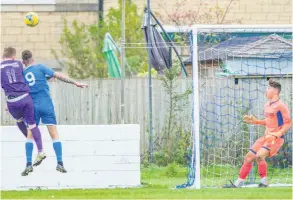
[[184, 34, 292, 63]]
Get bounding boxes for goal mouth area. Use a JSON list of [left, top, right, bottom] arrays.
[[172, 183, 293, 189], [176, 25, 292, 189], [241, 183, 293, 188]]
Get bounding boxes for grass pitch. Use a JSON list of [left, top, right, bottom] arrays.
[[1, 165, 292, 199]]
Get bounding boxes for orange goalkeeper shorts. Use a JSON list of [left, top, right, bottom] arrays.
[[249, 136, 284, 158]]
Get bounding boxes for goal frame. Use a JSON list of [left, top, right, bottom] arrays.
[[190, 24, 293, 189]]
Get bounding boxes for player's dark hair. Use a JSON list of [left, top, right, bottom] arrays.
[[269, 79, 281, 93], [22, 50, 33, 61], [3, 47, 16, 58]]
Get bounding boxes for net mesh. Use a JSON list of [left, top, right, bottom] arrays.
[[179, 28, 292, 188]]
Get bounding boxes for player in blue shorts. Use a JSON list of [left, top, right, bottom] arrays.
[[21, 50, 88, 173], [1, 47, 45, 176]]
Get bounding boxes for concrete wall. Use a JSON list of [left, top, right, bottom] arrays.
[[1, 124, 140, 190]]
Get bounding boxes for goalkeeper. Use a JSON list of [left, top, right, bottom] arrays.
[[232, 79, 292, 188]]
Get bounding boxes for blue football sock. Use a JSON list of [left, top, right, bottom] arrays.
[[53, 140, 63, 166], [25, 139, 33, 166]]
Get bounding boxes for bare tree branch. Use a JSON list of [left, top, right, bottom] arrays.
[[220, 0, 237, 24], [158, 0, 242, 25]]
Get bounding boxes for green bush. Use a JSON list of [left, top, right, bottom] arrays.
[[165, 163, 180, 177], [150, 62, 192, 166], [141, 163, 187, 179]]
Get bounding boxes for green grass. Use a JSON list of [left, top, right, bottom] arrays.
[[2, 187, 292, 199], [1, 165, 292, 199]]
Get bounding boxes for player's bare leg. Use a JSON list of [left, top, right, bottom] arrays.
[[21, 130, 34, 176], [47, 125, 67, 173], [256, 148, 270, 187]]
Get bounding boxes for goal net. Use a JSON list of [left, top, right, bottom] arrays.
[[178, 26, 292, 188]]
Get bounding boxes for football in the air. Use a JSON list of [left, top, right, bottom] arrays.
[[24, 12, 39, 27]]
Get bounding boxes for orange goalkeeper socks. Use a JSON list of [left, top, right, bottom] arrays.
[[239, 162, 253, 179], [258, 160, 267, 178]]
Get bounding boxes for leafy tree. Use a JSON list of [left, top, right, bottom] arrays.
[[52, 20, 107, 79], [52, 0, 147, 79], [104, 0, 148, 75]]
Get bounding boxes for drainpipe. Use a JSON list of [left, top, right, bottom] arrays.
[[98, 0, 104, 24]]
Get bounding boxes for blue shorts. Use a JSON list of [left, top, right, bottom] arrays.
[[32, 97, 57, 126]]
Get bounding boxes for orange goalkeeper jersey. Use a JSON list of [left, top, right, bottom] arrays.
[[257, 99, 292, 138]]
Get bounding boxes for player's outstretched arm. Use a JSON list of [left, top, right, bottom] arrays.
[[53, 72, 88, 88], [243, 115, 265, 126]]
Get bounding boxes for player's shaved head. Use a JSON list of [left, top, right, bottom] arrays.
[[268, 79, 281, 94], [3, 47, 16, 59]]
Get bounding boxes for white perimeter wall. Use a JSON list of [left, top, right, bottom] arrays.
[[0, 124, 140, 191]]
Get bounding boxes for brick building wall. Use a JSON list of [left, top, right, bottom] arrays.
[[104, 0, 292, 24], [1, 0, 292, 71], [1, 0, 98, 70]]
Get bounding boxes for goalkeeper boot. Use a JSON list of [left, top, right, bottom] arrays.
[[258, 183, 268, 188], [223, 180, 243, 188], [259, 177, 268, 187], [33, 152, 46, 167], [56, 164, 67, 173], [21, 165, 33, 176]]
